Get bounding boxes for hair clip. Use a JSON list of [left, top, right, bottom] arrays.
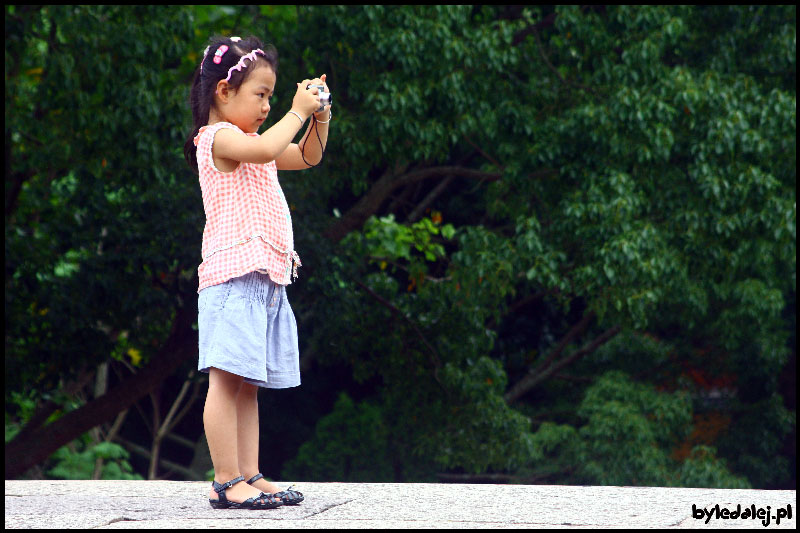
[[213, 45, 229, 65], [230, 36, 242, 42], [224, 49, 265, 82]]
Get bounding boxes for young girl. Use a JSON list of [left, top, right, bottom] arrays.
[[183, 35, 330, 510]]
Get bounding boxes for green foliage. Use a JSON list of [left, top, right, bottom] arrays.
[[5, 5, 795, 488], [48, 441, 142, 480], [431, 357, 535, 473], [282, 393, 394, 482], [525, 372, 750, 488], [360, 214, 454, 264], [575, 371, 690, 485], [6, 5, 200, 401], [675, 446, 750, 489], [716, 394, 795, 488], [582, 330, 674, 379], [289, 4, 794, 487], [5, 392, 37, 443], [580, 371, 693, 450]]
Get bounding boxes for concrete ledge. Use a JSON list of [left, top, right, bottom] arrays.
[[5, 480, 796, 529]]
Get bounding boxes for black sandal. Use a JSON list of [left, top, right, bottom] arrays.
[[209, 475, 283, 509], [247, 473, 304, 505]]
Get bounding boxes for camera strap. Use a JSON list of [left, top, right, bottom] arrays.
[[300, 114, 327, 168]]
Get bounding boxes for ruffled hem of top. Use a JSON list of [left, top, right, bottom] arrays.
[[203, 233, 299, 265], [200, 236, 301, 288]]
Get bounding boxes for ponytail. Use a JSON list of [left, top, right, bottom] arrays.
[[183, 68, 211, 173]]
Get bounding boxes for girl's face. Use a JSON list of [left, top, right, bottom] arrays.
[[218, 65, 276, 134]]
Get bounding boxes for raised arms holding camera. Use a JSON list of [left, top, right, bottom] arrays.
[[209, 72, 331, 170], [277, 74, 331, 170]]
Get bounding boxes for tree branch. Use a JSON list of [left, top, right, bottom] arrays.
[[115, 436, 203, 481], [505, 312, 622, 404], [462, 135, 505, 170], [407, 174, 456, 222], [324, 165, 502, 243], [536, 324, 621, 388], [487, 289, 552, 330], [399, 166, 503, 187], [148, 373, 195, 480], [528, 310, 595, 380]]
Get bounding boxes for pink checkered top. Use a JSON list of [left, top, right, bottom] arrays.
[[194, 122, 301, 293]]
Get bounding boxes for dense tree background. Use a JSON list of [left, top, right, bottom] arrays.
[[5, 5, 795, 488]]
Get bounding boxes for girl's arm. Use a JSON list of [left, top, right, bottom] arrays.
[[213, 80, 320, 165]]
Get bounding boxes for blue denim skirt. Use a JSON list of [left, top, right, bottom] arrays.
[[198, 271, 300, 388]]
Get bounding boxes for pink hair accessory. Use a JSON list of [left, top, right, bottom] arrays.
[[224, 49, 265, 82], [200, 46, 211, 73], [213, 45, 229, 65]]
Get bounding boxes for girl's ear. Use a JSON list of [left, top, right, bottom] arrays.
[[215, 80, 232, 103]]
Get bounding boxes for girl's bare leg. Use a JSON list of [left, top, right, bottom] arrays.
[[237, 382, 284, 497], [204, 368, 269, 503]]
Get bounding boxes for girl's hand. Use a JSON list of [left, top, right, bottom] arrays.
[[311, 74, 331, 119], [291, 79, 321, 119]]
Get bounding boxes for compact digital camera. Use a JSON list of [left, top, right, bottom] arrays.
[[307, 84, 332, 112]]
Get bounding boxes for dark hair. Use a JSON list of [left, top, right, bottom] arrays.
[[184, 35, 278, 173]]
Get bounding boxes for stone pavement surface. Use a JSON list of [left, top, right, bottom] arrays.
[[4, 480, 796, 529]]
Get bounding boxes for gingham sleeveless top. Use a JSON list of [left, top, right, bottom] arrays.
[[194, 122, 300, 292]]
